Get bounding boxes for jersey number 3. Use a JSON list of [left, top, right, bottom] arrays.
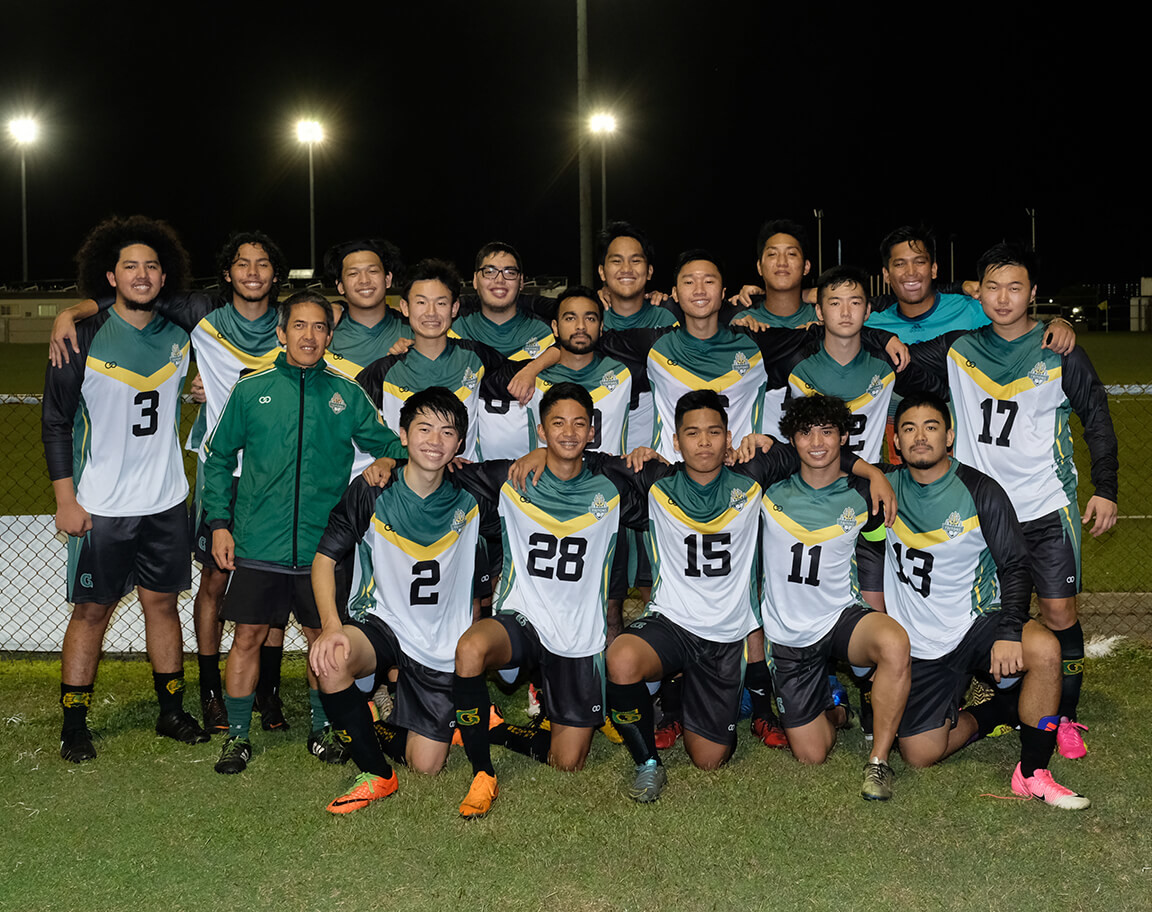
[[132, 390, 160, 437]]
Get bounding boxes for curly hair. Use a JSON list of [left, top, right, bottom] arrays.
[[75, 215, 191, 298], [778, 394, 852, 440], [216, 230, 289, 304]]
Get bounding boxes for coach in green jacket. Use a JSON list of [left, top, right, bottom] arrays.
[[203, 290, 405, 774]]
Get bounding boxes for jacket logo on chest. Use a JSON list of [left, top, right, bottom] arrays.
[[943, 510, 965, 539], [732, 352, 750, 376], [589, 492, 609, 520], [1028, 362, 1050, 387], [328, 392, 346, 414]]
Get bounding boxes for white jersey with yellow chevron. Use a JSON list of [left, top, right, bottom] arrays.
[[494, 467, 621, 657], [947, 324, 1077, 522], [759, 474, 873, 647], [787, 347, 895, 463], [646, 467, 761, 643], [527, 356, 633, 456], [72, 310, 191, 516], [648, 328, 767, 461]]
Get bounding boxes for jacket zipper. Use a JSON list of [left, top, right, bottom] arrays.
[[292, 367, 305, 567]]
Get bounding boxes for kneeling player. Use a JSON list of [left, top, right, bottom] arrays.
[[740, 395, 910, 800], [310, 388, 497, 813], [883, 392, 1089, 809]]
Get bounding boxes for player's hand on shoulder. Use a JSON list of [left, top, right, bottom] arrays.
[[507, 366, 537, 405], [645, 290, 670, 307], [388, 337, 415, 356], [961, 280, 980, 298], [732, 315, 771, 332], [623, 446, 666, 472], [509, 447, 548, 489], [1082, 495, 1117, 537], [1041, 318, 1076, 355], [49, 312, 80, 368], [864, 466, 897, 526], [362, 457, 396, 487], [734, 433, 773, 463], [55, 500, 92, 537], [309, 627, 351, 679], [730, 285, 763, 308], [885, 336, 910, 371], [989, 639, 1023, 683]]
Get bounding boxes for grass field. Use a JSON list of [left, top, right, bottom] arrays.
[[2, 645, 1150, 912]]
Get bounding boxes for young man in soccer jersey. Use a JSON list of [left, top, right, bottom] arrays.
[[737, 395, 910, 800], [451, 242, 555, 459], [323, 237, 411, 380], [909, 244, 1117, 758], [43, 215, 208, 762], [48, 231, 297, 734], [450, 382, 644, 818], [204, 292, 406, 774], [882, 392, 1089, 809], [309, 388, 500, 812], [730, 219, 818, 330]]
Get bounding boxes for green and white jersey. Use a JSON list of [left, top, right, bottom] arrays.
[[483, 465, 625, 657], [943, 324, 1118, 522], [42, 309, 190, 517], [648, 328, 768, 461], [190, 305, 281, 461], [527, 356, 633, 456], [787, 348, 896, 462], [452, 311, 555, 459], [882, 461, 1032, 660], [602, 305, 678, 452], [756, 473, 878, 647], [645, 466, 762, 643], [731, 301, 817, 329], [325, 308, 411, 381], [317, 470, 489, 672]]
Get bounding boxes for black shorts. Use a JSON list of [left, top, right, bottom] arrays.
[[899, 611, 1018, 738], [351, 616, 454, 743], [193, 475, 239, 570], [492, 612, 605, 727], [768, 605, 871, 728], [622, 613, 744, 745], [66, 502, 191, 604], [1022, 508, 1081, 599], [220, 565, 348, 628]]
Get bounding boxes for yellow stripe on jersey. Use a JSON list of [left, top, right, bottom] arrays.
[[651, 483, 761, 536], [85, 343, 190, 392], [762, 494, 863, 545], [196, 316, 280, 371], [947, 348, 1063, 399], [651, 349, 763, 391], [500, 482, 619, 537], [789, 371, 894, 411], [535, 367, 632, 404], [324, 353, 364, 379], [371, 505, 479, 560], [890, 512, 980, 549]]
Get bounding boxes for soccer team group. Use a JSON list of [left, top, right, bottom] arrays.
[[41, 213, 1118, 817]]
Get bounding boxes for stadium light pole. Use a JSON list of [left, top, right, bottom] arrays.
[[296, 119, 324, 274], [8, 117, 37, 283], [589, 113, 616, 230]]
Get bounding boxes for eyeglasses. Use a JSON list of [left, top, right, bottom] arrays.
[[478, 265, 521, 280]]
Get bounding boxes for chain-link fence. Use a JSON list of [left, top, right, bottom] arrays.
[[2, 390, 1149, 653]]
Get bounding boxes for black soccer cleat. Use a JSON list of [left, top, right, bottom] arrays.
[[60, 726, 97, 763], [201, 692, 229, 734], [255, 690, 290, 731], [214, 737, 252, 774], [156, 709, 210, 744], [308, 726, 350, 764]]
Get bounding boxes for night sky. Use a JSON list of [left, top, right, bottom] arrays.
[[1, 2, 1145, 295]]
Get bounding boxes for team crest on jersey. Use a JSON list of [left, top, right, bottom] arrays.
[[451, 509, 468, 533], [943, 510, 965, 539], [169, 344, 184, 366], [589, 492, 610, 519], [837, 507, 858, 532], [462, 367, 479, 391], [729, 487, 748, 512], [601, 369, 619, 391], [1028, 362, 1050, 387], [866, 374, 884, 397], [732, 352, 751, 376], [524, 337, 542, 357], [328, 392, 347, 414]]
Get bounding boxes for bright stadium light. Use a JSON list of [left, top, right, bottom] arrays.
[[589, 113, 617, 229], [8, 117, 39, 282], [296, 120, 324, 272]]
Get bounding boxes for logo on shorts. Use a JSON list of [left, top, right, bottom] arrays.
[[729, 487, 748, 512], [524, 337, 542, 358], [80, 572, 94, 588], [1066, 575, 1076, 584], [592, 703, 601, 713], [169, 344, 184, 366], [943, 510, 965, 539], [462, 367, 479, 391], [732, 352, 751, 376], [601, 369, 620, 392], [837, 507, 858, 532], [328, 392, 346, 414], [198, 535, 207, 550], [866, 373, 884, 397], [589, 492, 610, 519], [775, 696, 785, 715], [1028, 362, 1050, 386], [451, 509, 467, 533], [259, 395, 271, 404]]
